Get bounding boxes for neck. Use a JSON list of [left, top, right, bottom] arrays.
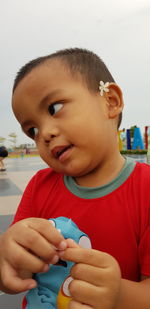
[[74, 152, 125, 188]]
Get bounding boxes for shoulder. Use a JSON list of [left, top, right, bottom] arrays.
[[120, 161, 150, 198], [20, 168, 64, 210], [35, 167, 60, 178], [134, 162, 150, 180], [131, 162, 150, 202], [32, 167, 62, 183]]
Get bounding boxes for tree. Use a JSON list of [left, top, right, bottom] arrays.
[[130, 125, 137, 138], [0, 136, 6, 145], [8, 132, 17, 149]]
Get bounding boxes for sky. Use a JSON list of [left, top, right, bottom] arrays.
[[0, 0, 150, 147]]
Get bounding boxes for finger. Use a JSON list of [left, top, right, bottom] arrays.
[[58, 239, 80, 258], [14, 227, 59, 262], [61, 248, 116, 268], [71, 263, 108, 287], [69, 300, 93, 309], [1, 260, 37, 293], [17, 218, 67, 250], [5, 241, 50, 273], [69, 279, 99, 308]]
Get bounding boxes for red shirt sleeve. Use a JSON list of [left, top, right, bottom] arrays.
[[138, 164, 150, 277], [139, 221, 150, 277]]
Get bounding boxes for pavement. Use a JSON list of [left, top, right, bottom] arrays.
[[0, 156, 47, 309]]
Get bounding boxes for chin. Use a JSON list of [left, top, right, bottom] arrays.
[[50, 166, 83, 177], [63, 166, 92, 178], [43, 157, 92, 177]]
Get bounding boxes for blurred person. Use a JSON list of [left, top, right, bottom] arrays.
[[0, 146, 8, 171]]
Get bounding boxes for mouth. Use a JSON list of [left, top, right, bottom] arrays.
[[52, 145, 73, 160]]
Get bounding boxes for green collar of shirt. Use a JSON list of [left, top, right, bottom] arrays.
[[64, 157, 136, 199]]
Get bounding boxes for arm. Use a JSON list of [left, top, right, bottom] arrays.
[[116, 277, 150, 309]]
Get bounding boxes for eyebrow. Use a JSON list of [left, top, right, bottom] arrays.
[[39, 89, 65, 107], [20, 120, 32, 130]]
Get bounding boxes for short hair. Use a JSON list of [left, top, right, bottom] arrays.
[[13, 48, 122, 128]]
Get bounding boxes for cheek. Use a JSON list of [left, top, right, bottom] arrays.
[[66, 118, 93, 140], [39, 149, 49, 162], [36, 144, 49, 161], [73, 122, 103, 147], [38, 147, 57, 168]]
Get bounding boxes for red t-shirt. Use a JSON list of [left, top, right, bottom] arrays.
[[13, 161, 150, 283]]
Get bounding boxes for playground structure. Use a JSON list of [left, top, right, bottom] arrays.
[[118, 126, 150, 153]]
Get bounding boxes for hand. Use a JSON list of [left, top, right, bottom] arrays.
[[60, 240, 121, 309], [0, 218, 67, 293]]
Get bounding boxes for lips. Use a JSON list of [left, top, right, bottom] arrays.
[[51, 145, 73, 159]]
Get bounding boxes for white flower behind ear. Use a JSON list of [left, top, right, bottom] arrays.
[[99, 81, 110, 96]]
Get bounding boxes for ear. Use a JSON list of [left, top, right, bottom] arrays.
[[105, 83, 124, 119]]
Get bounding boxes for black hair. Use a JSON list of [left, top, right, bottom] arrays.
[[13, 48, 122, 128]]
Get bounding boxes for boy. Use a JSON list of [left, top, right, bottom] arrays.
[[0, 48, 150, 308]]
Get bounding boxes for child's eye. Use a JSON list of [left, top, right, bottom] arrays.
[[48, 103, 63, 116], [28, 127, 38, 139]]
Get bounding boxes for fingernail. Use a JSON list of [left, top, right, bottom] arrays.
[[28, 283, 36, 290], [51, 255, 59, 264], [58, 241, 67, 250]]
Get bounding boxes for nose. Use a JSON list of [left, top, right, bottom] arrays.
[[40, 120, 60, 143]]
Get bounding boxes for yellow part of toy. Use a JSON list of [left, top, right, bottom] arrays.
[[57, 289, 72, 309]]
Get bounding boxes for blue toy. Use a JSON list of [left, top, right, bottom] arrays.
[[26, 217, 91, 309]]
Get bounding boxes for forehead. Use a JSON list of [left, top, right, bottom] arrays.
[[12, 59, 84, 101]]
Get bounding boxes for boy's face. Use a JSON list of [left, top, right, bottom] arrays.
[[12, 60, 116, 179]]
